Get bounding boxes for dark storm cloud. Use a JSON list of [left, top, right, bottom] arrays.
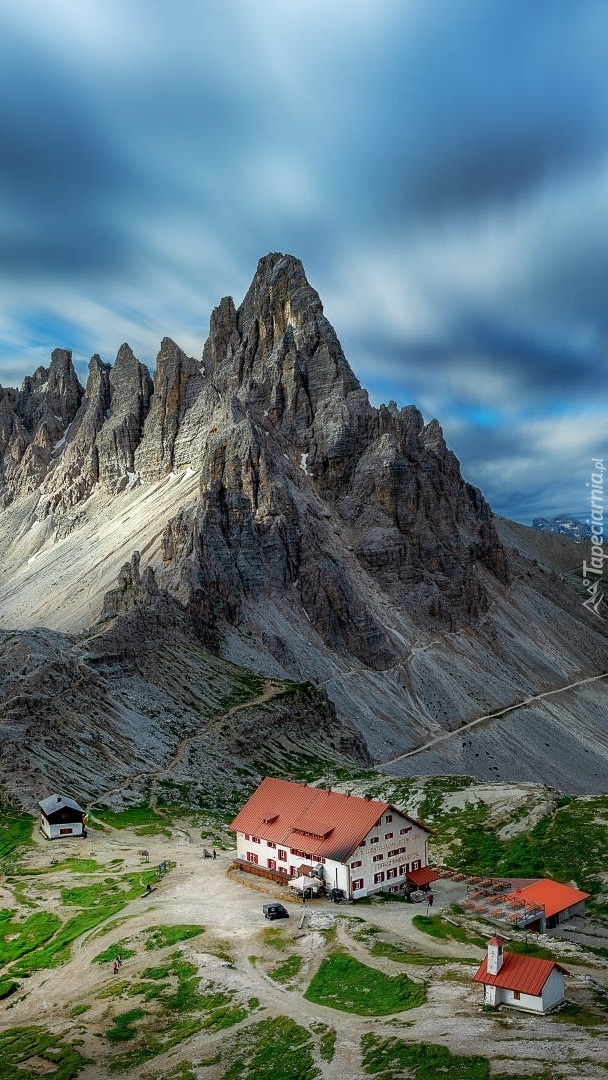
[[0, 0, 606, 522], [354, 0, 608, 222]]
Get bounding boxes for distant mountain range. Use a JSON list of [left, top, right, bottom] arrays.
[[1, 254, 607, 806], [532, 516, 592, 540]]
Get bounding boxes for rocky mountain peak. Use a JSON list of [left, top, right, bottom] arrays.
[[2, 254, 507, 644]]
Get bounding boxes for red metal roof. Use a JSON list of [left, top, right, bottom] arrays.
[[229, 777, 430, 864], [474, 951, 569, 996], [408, 867, 439, 887], [506, 879, 589, 919]]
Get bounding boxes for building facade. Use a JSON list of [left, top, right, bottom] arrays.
[[229, 777, 432, 898], [39, 794, 86, 840]]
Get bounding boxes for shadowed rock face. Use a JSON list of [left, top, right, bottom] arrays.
[[0, 254, 507, 650], [0, 253, 606, 802]]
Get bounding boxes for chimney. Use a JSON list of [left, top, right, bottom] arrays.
[[486, 936, 505, 976]]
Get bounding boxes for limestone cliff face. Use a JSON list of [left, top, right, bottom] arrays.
[[0, 349, 83, 504], [153, 254, 507, 646], [0, 252, 507, 652], [2, 254, 608, 801]]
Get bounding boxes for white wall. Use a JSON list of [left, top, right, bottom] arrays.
[[40, 817, 83, 840], [349, 812, 428, 897], [494, 969, 565, 1013]]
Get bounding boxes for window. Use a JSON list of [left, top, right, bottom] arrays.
[[399, 863, 409, 875], [385, 832, 393, 839], [267, 859, 276, 870], [400, 826, 412, 835], [352, 878, 364, 891], [370, 836, 379, 845], [244, 834, 250, 840], [350, 860, 362, 869], [513, 990, 521, 1001], [385, 814, 392, 823], [251, 836, 261, 844], [59, 828, 73, 835], [246, 852, 258, 864], [359, 840, 366, 847], [387, 867, 398, 879], [373, 871, 385, 884], [372, 853, 384, 862], [267, 840, 276, 848], [411, 860, 420, 870], [278, 849, 287, 862], [388, 849, 397, 858]]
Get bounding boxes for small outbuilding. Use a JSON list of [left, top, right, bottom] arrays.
[[473, 936, 569, 1014], [505, 879, 589, 931], [39, 794, 86, 840]]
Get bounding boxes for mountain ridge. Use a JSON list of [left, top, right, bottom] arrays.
[[1, 254, 607, 803]]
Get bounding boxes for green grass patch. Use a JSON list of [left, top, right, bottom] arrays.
[[261, 925, 289, 950], [411, 914, 485, 948], [220, 1016, 320, 1080], [310, 1022, 337, 1063], [551, 1002, 606, 1028], [17, 857, 104, 876], [0, 977, 19, 999], [107, 1007, 147, 1042], [506, 940, 557, 960], [0, 908, 62, 964], [106, 954, 251, 1071], [268, 954, 302, 983], [10, 871, 156, 975], [92, 939, 136, 964], [0, 812, 33, 861], [361, 1033, 490, 1079], [91, 805, 163, 830], [304, 951, 427, 1015], [70, 1003, 92, 1017], [144, 924, 205, 950], [61, 869, 154, 908], [0, 1025, 88, 1079], [369, 938, 469, 966]]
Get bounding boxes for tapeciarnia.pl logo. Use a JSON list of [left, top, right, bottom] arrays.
[[582, 458, 606, 618]]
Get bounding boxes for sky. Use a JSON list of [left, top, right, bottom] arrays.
[[1, 0, 607, 524]]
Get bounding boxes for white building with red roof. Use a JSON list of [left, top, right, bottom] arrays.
[[229, 777, 434, 898], [473, 936, 569, 1014]]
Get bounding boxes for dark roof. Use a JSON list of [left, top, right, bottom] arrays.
[[473, 951, 569, 996], [39, 793, 84, 816], [229, 777, 430, 864]]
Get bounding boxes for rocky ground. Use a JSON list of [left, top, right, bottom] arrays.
[[2, 814, 607, 1079]]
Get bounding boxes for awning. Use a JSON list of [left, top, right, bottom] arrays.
[[289, 875, 322, 892], [407, 867, 440, 887]]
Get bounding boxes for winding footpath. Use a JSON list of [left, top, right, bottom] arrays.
[[378, 670, 608, 769]]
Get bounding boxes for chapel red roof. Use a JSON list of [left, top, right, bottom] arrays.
[[229, 777, 430, 864], [473, 952, 569, 996], [506, 879, 589, 919]]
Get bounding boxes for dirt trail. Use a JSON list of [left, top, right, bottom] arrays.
[[379, 671, 608, 768], [91, 679, 286, 807], [3, 822, 607, 1079]]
